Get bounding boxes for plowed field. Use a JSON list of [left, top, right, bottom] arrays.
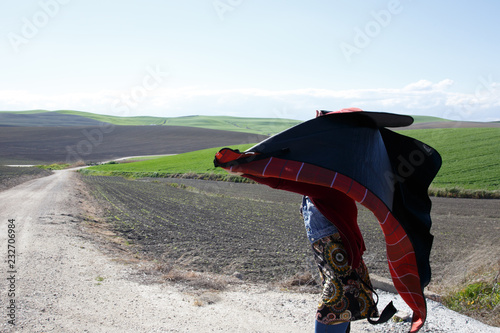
[[81, 175, 311, 281], [0, 166, 52, 192], [0, 125, 266, 164], [80, 175, 500, 289]]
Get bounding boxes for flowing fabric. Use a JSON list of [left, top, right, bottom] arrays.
[[214, 109, 442, 332]]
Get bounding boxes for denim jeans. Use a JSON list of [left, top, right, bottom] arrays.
[[315, 320, 349, 333], [301, 196, 338, 243]]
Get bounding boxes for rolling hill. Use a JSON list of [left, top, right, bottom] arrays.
[[0, 111, 105, 127], [2, 110, 499, 192], [81, 127, 500, 192], [4, 110, 498, 134], [0, 110, 301, 136]]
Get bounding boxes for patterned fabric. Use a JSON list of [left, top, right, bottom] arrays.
[[312, 234, 379, 325]]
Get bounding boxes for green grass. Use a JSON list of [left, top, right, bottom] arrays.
[[81, 127, 499, 194], [443, 281, 499, 313], [442, 276, 500, 327], [56, 110, 169, 126], [80, 144, 255, 179], [397, 128, 500, 191], [411, 115, 453, 123], [36, 163, 71, 170]]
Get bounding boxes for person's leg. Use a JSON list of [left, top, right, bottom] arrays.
[[315, 320, 349, 333]]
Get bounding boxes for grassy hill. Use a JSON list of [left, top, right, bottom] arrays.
[[81, 127, 500, 194], [399, 128, 499, 191], [410, 115, 452, 122], [56, 110, 169, 126], [53, 110, 454, 125], [0, 111, 106, 127], [0, 110, 301, 136], [1, 109, 50, 114], [0, 110, 468, 136]]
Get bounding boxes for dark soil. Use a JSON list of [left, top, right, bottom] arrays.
[[0, 112, 106, 127], [0, 166, 52, 192], [404, 121, 500, 130], [0, 126, 267, 165], [80, 175, 311, 281], [79, 175, 500, 290]]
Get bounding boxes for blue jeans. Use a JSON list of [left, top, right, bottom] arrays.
[[315, 320, 349, 333], [301, 196, 338, 243]]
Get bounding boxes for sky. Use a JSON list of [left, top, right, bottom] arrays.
[[1, 0, 499, 121]]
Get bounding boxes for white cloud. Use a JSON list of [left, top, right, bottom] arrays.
[[403, 79, 454, 92], [0, 79, 498, 122]]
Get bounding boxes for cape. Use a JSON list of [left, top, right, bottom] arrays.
[[214, 109, 442, 332]]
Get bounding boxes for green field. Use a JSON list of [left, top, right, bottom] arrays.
[[407, 115, 452, 122], [81, 127, 500, 194], [400, 128, 499, 191], [80, 144, 255, 179], [1, 109, 50, 114]]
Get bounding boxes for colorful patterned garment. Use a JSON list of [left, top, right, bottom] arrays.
[[214, 109, 442, 332], [301, 195, 379, 325], [313, 234, 379, 324]]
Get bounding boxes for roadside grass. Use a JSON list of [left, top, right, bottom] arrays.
[[441, 264, 500, 327], [444, 280, 500, 327], [81, 127, 500, 197], [36, 160, 86, 170], [428, 186, 500, 199], [36, 163, 71, 170]]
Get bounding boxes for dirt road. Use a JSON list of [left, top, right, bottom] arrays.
[[0, 170, 497, 332], [0, 170, 318, 332]]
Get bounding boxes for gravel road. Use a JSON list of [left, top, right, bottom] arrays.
[[0, 170, 498, 333]]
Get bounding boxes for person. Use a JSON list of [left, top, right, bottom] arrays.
[[300, 196, 378, 333], [214, 108, 441, 332]]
